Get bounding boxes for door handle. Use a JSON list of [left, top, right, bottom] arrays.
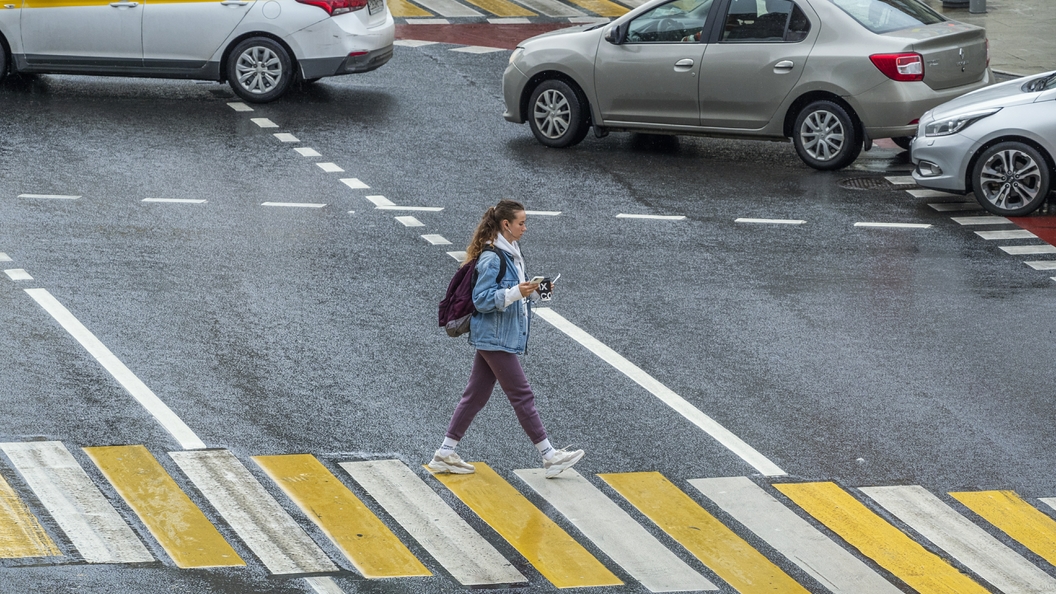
[[774, 60, 794, 70], [674, 58, 694, 68], [3, 4, 15, 8], [109, 2, 138, 6]]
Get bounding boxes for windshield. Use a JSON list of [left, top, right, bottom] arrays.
[[829, 0, 945, 33]]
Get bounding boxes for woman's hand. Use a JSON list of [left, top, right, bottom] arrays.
[[518, 281, 540, 298]]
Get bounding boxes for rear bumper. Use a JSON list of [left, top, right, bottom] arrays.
[[288, 8, 394, 79], [852, 68, 994, 139]]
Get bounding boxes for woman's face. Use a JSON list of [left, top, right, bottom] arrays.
[[502, 210, 527, 242]]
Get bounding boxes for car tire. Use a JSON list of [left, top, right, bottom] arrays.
[[0, 40, 8, 85], [792, 100, 861, 171], [527, 79, 589, 149], [971, 141, 1052, 216], [891, 136, 913, 151], [226, 37, 293, 103]]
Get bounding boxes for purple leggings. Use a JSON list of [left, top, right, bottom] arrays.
[[445, 350, 548, 444]]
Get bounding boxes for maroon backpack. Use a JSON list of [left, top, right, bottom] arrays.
[[438, 246, 507, 337]]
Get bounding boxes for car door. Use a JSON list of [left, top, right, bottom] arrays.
[[697, 0, 817, 129], [20, 0, 142, 68], [142, 0, 257, 69], [594, 0, 716, 126]]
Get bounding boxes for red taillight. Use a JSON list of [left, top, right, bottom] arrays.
[[295, 0, 366, 15], [870, 53, 924, 82]]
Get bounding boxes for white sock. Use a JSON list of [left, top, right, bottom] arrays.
[[438, 438, 458, 455], [535, 438, 555, 460]]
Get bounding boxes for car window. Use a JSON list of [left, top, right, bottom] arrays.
[[828, 0, 944, 34], [625, 0, 714, 43], [721, 0, 809, 42]]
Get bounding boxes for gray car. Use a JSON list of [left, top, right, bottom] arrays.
[[912, 70, 1056, 216], [503, 0, 993, 170]]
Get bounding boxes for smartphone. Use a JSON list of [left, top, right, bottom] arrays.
[[529, 276, 545, 284]]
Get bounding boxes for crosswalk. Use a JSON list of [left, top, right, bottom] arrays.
[[386, 0, 636, 19], [4, 440, 1056, 591]]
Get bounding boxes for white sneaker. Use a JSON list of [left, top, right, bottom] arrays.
[[543, 448, 584, 478], [427, 451, 475, 474]]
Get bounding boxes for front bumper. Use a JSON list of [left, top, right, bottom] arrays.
[[502, 61, 529, 123], [910, 132, 981, 192]]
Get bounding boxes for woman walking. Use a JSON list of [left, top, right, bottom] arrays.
[[428, 200, 584, 478]]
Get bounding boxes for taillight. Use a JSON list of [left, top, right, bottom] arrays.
[[295, 0, 367, 15], [870, 53, 924, 82]]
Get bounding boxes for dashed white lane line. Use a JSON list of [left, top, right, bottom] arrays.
[[616, 214, 686, 221], [855, 222, 932, 229], [396, 216, 424, 227], [447, 251, 467, 261], [393, 39, 439, 46], [735, 218, 806, 225], [929, 202, 981, 212], [376, 205, 444, 212], [1001, 245, 1056, 255], [340, 178, 370, 190], [0, 252, 11, 262], [294, 148, 322, 157], [951, 216, 1010, 225], [142, 198, 207, 204], [19, 194, 80, 200], [1024, 261, 1056, 271], [403, 18, 451, 24], [366, 195, 396, 207], [4, 269, 33, 281], [274, 133, 299, 143], [24, 288, 207, 450], [261, 202, 327, 208], [976, 229, 1038, 240], [227, 102, 254, 112], [885, 175, 915, 185], [251, 118, 278, 128], [525, 210, 561, 216], [908, 188, 957, 199], [533, 308, 785, 477], [316, 163, 344, 173], [451, 46, 505, 54], [422, 234, 452, 245]]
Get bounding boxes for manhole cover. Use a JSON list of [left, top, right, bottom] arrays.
[[838, 177, 892, 190]]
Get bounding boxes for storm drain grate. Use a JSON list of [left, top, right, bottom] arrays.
[[838, 177, 894, 191]]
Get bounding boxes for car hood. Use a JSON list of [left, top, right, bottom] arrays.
[[520, 24, 601, 47], [927, 70, 1056, 119]]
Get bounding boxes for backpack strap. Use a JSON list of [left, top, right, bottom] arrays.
[[482, 245, 508, 284]]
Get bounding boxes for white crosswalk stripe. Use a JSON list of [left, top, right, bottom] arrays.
[[511, 0, 585, 16], [1000, 245, 1056, 255], [413, 0, 483, 16]]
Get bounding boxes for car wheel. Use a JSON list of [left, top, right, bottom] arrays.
[[793, 100, 861, 171], [891, 136, 913, 151], [528, 79, 589, 149], [226, 37, 293, 103], [0, 40, 8, 84], [972, 141, 1052, 216]]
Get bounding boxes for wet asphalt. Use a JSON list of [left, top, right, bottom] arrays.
[[2, 43, 1056, 592]]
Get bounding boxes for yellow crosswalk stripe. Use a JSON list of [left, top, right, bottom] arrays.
[[775, 482, 988, 594], [0, 471, 60, 559], [430, 463, 622, 588], [83, 445, 243, 568], [601, 472, 807, 593], [254, 454, 430, 579], [950, 490, 1056, 566], [388, 0, 433, 17], [561, 0, 627, 16], [461, 0, 535, 17]]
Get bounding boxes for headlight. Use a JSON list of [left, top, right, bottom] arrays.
[[924, 108, 1001, 137], [509, 47, 523, 65]]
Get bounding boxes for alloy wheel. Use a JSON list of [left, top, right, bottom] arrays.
[[799, 110, 844, 162], [235, 46, 283, 95], [977, 149, 1043, 211], [533, 90, 571, 140]]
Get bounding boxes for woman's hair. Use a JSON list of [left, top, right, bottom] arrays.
[[465, 199, 525, 263]]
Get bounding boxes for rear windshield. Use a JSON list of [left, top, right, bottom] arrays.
[[829, 0, 945, 33]]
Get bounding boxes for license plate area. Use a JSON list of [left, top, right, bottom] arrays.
[[368, 0, 383, 15]]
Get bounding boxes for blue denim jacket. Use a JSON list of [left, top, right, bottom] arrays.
[[469, 249, 530, 354]]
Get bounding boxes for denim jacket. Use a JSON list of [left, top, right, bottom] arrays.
[[469, 249, 530, 354]]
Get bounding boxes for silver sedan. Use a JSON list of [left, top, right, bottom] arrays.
[[912, 71, 1056, 216]]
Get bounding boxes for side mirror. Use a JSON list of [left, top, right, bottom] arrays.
[[604, 24, 626, 44]]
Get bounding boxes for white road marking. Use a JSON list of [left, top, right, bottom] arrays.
[[305, 577, 344, 594], [0, 252, 11, 262], [951, 216, 1010, 225], [0, 441, 153, 564], [854, 222, 932, 229], [488, 17, 530, 23], [316, 163, 344, 173], [516, 468, 715, 592], [393, 39, 440, 46], [525, 210, 561, 216], [422, 234, 452, 245], [569, 16, 609, 22], [929, 202, 982, 212], [533, 308, 785, 476], [142, 198, 207, 204], [976, 229, 1037, 240], [251, 118, 278, 128], [19, 194, 80, 200], [862, 485, 1056, 594], [512, 0, 585, 16], [616, 214, 686, 221], [885, 175, 915, 185], [451, 46, 505, 54], [1000, 244, 1056, 255], [295, 148, 322, 157], [341, 460, 526, 586], [448, 251, 467, 261], [691, 477, 900, 594], [274, 133, 299, 143], [261, 202, 327, 208], [1024, 261, 1056, 270], [735, 218, 806, 225], [907, 188, 957, 198], [366, 195, 396, 207], [396, 216, 424, 227], [340, 178, 370, 189], [4, 269, 32, 281], [376, 205, 444, 212], [227, 102, 254, 112], [170, 450, 338, 575], [24, 289, 206, 450], [404, 18, 450, 24], [413, 0, 482, 16]]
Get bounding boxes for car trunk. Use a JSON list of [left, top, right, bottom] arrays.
[[890, 23, 988, 91]]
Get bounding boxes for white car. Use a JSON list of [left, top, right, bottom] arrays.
[[0, 0, 394, 102]]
